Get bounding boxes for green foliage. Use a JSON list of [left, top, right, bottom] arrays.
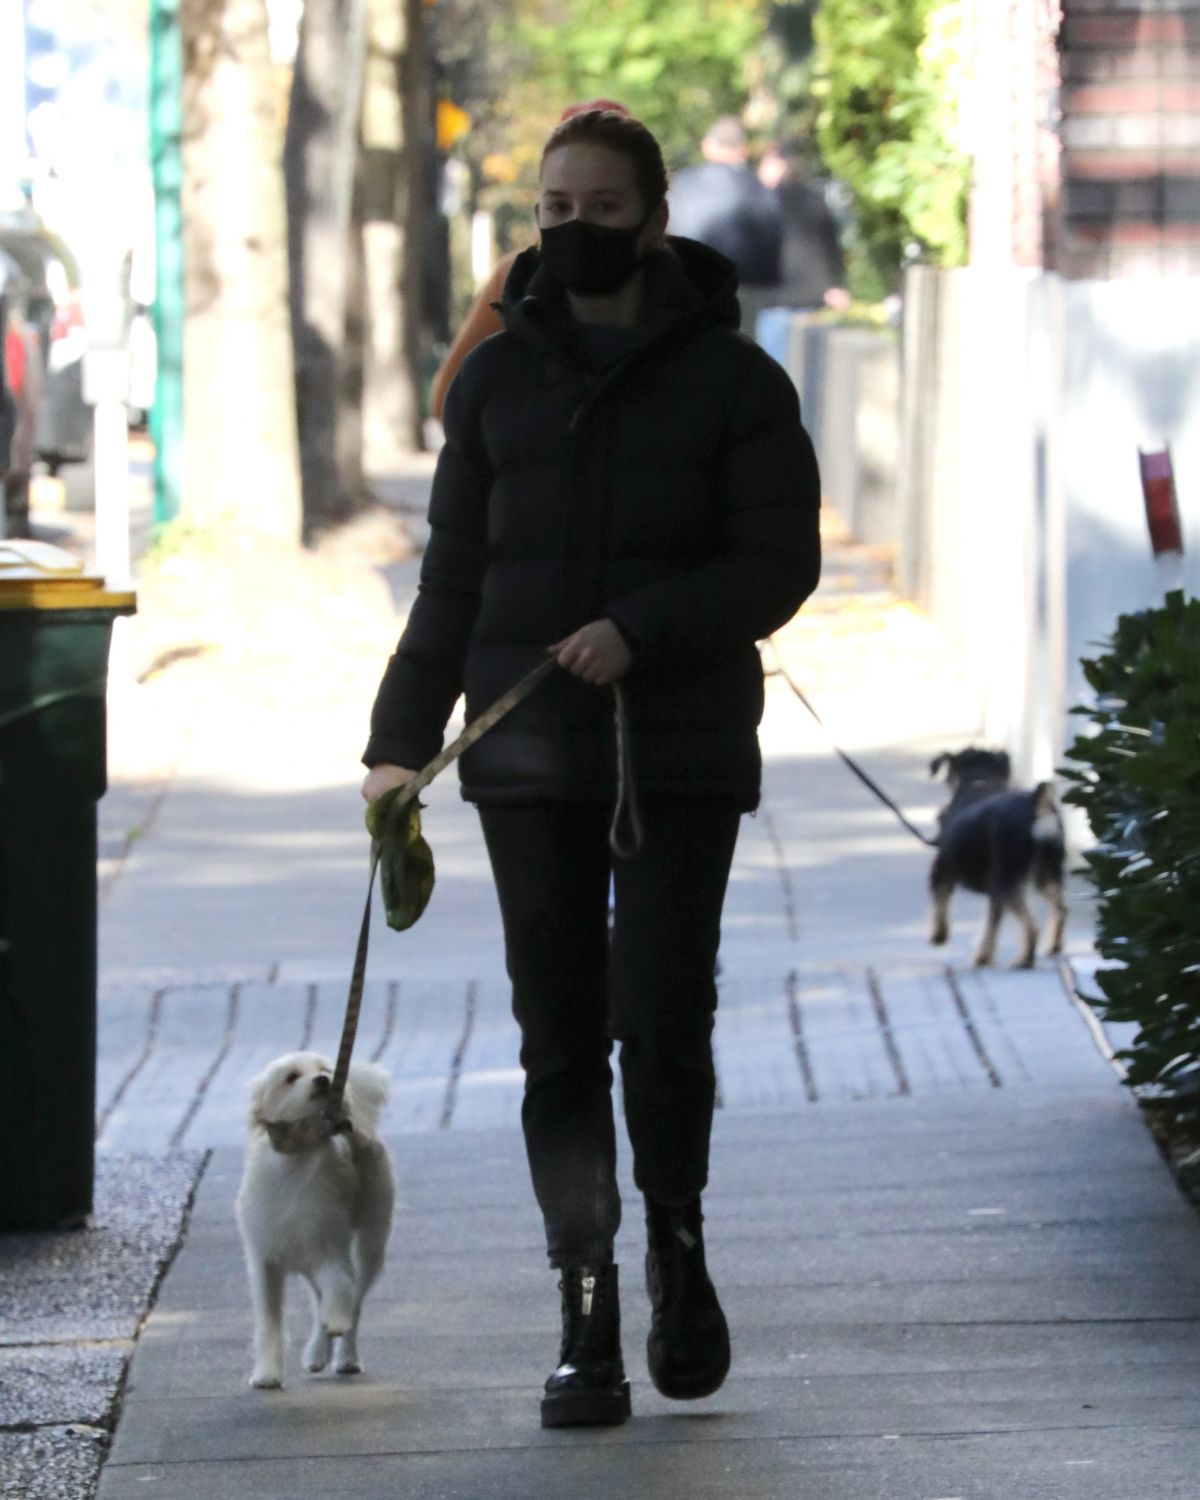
[[1061, 592, 1200, 1122], [507, 0, 766, 172], [813, 0, 969, 299], [749, 2, 822, 172]]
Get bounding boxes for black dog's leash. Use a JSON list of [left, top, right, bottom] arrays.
[[762, 638, 938, 850], [325, 658, 643, 1133]]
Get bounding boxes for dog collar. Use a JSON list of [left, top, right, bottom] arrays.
[[262, 1117, 337, 1154]]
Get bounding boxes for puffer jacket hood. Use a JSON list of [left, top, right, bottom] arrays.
[[496, 236, 741, 365]]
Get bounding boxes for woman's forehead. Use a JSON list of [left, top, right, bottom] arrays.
[[540, 143, 637, 196]]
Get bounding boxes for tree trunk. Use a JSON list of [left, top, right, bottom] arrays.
[[179, 0, 301, 542], [360, 0, 427, 466], [284, 0, 372, 533]]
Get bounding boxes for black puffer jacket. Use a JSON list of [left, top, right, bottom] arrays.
[[364, 237, 821, 810]]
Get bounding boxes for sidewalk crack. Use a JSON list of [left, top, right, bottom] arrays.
[[169, 986, 241, 1148], [786, 968, 820, 1103], [439, 981, 477, 1129], [370, 980, 399, 1063], [944, 967, 1004, 1088], [866, 967, 912, 1097], [761, 804, 799, 943], [95, 987, 166, 1140]]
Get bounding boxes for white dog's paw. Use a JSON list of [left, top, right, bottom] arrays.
[[304, 1330, 332, 1372], [249, 1369, 283, 1390], [318, 1282, 356, 1338]]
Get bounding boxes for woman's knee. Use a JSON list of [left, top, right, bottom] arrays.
[[520, 1036, 613, 1096], [614, 1011, 715, 1077]]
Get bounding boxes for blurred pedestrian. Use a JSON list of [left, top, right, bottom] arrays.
[[363, 108, 821, 1428], [429, 99, 630, 425], [0, 271, 41, 539], [668, 116, 783, 336], [757, 143, 851, 312]]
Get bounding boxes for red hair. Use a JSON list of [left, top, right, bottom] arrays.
[[559, 99, 629, 121]]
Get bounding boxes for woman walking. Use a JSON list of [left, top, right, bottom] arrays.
[[362, 109, 821, 1427]]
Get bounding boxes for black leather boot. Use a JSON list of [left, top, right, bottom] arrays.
[[644, 1196, 731, 1399], [541, 1263, 632, 1428]]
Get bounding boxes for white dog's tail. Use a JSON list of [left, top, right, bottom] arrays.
[[344, 1061, 391, 1138]]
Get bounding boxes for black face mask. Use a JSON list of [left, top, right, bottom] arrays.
[[538, 215, 649, 296]]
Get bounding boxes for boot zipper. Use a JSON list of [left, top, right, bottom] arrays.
[[581, 1273, 595, 1317]]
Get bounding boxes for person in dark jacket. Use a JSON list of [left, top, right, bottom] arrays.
[[668, 116, 783, 290], [362, 109, 821, 1429]]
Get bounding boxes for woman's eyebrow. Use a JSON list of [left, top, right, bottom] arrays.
[[569, 189, 627, 201], [542, 187, 627, 199]]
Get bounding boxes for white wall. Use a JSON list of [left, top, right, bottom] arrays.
[[865, 269, 1200, 819], [1059, 279, 1200, 710], [894, 268, 1200, 800], [896, 266, 1049, 775]]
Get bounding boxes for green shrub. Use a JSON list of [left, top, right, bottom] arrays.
[[1061, 591, 1200, 1123], [812, 0, 969, 299]]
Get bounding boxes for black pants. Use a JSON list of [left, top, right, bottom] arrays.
[[478, 799, 742, 1267]]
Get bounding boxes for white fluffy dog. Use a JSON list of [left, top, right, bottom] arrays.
[[235, 1052, 394, 1389]]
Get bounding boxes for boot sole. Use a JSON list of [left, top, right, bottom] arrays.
[[646, 1321, 731, 1401], [540, 1381, 632, 1428], [646, 1343, 730, 1401]]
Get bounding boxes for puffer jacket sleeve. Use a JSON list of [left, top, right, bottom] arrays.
[[362, 369, 491, 769], [606, 341, 820, 663]]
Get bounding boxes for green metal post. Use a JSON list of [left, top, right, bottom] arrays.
[[149, 0, 183, 528]]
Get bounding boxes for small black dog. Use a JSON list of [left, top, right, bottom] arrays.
[[929, 747, 1066, 968]]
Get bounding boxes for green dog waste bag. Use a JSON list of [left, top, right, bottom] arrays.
[[365, 789, 436, 931]]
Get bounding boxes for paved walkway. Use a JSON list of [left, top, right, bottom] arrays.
[[96, 964, 1108, 1151], [99, 1093, 1200, 1500], [13, 488, 1200, 1497]]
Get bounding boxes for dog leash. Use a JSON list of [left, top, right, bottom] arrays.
[[762, 637, 938, 850], [325, 658, 643, 1131]]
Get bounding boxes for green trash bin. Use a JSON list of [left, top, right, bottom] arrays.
[[0, 539, 135, 1230]]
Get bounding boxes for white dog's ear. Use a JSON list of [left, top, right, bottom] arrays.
[[342, 1062, 390, 1138], [246, 1064, 276, 1131]]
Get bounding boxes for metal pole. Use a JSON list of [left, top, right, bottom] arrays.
[[83, 253, 133, 686], [95, 387, 133, 687], [93, 398, 131, 584], [149, 0, 184, 529]]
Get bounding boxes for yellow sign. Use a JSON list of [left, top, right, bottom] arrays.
[[437, 99, 471, 151]]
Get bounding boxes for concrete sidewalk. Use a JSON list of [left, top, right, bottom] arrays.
[[11, 498, 1200, 1497], [99, 1085, 1200, 1499]]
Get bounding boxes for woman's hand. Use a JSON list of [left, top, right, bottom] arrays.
[[551, 619, 633, 685], [361, 764, 419, 803]]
